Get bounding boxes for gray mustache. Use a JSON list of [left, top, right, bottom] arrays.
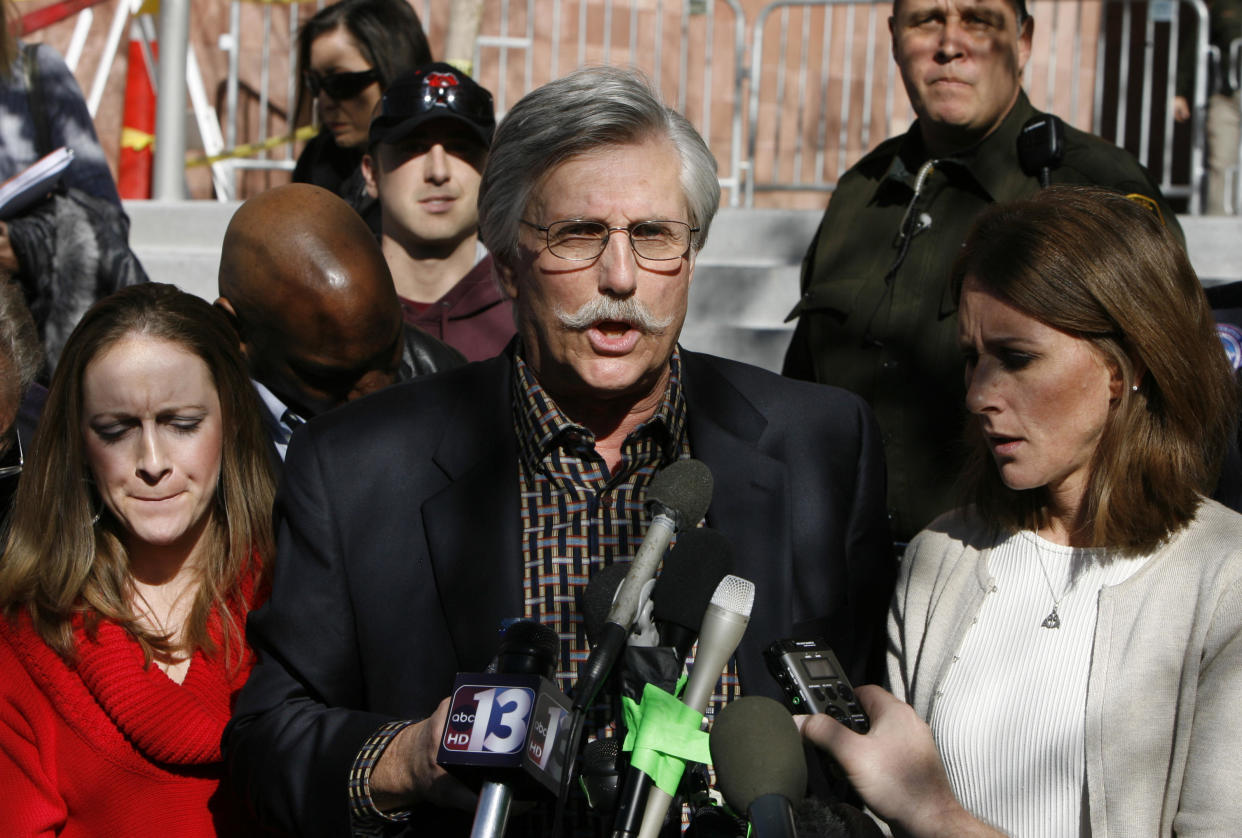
[[556, 296, 674, 335]]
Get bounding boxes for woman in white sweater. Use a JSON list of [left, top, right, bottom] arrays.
[[799, 186, 1242, 837]]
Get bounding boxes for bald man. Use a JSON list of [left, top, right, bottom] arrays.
[[217, 184, 464, 458]]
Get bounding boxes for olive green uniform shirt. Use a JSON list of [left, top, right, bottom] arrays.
[[782, 91, 1181, 542]]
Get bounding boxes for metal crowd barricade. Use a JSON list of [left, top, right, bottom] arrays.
[[465, 0, 748, 205], [742, 0, 1210, 211], [209, 0, 746, 204]]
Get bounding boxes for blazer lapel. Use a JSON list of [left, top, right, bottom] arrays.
[[682, 352, 791, 697], [422, 359, 524, 671]]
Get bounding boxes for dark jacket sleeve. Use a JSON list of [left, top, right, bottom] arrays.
[[7, 188, 147, 369], [223, 429, 401, 836]]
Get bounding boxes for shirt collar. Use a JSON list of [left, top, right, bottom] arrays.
[[250, 378, 304, 450], [881, 89, 1038, 202], [511, 348, 688, 471]]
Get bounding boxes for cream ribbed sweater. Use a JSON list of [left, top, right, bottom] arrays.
[[891, 500, 1242, 837]]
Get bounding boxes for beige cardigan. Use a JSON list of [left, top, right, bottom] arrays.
[[891, 499, 1242, 837]]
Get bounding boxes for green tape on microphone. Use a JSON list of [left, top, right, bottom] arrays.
[[620, 679, 712, 795]]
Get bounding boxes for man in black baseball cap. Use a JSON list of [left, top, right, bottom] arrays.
[[362, 63, 515, 361]]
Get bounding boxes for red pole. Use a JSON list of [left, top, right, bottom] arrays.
[[117, 32, 156, 199]]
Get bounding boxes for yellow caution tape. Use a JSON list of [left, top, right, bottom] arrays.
[[121, 126, 154, 152], [185, 124, 319, 168]]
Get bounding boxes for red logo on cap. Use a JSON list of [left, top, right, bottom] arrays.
[[426, 72, 460, 89]]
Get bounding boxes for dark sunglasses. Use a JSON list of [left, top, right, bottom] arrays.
[[304, 68, 379, 101]]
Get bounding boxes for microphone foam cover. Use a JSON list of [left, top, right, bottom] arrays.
[[496, 620, 559, 678], [582, 562, 632, 645], [581, 736, 620, 773], [710, 696, 807, 813], [653, 528, 735, 630], [580, 737, 621, 812], [646, 458, 713, 529], [710, 574, 755, 618]]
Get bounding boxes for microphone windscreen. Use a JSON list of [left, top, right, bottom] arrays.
[[497, 620, 559, 679], [646, 458, 713, 529], [580, 737, 621, 813], [652, 528, 735, 631], [582, 562, 632, 645], [710, 696, 807, 813]]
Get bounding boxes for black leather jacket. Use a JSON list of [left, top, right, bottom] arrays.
[[399, 323, 466, 381]]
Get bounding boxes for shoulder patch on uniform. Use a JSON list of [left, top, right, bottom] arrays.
[[1124, 193, 1163, 225], [1216, 322, 1242, 372]]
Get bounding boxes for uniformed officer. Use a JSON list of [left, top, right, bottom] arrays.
[[782, 0, 1180, 543]]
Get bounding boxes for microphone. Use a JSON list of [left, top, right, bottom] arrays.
[[1017, 113, 1066, 188], [652, 527, 736, 662], [583, 560, 658, 651], [635, 574, 756, 838], [580, 737, 622, 814], [709, 696, 806, 838], [436, 621, 573, 838], [611, 529, 736, 837], [555, 460, 713, 837], [573, 458, 713, 712]]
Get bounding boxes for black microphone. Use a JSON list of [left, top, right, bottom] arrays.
[[580, 737, 622, 814], [709, 696, 807, 838], [1017, 113, 1066, 188], [652, 527, 736, 662], [611, 528, 736, 837], [583, 562, 633, 646], [555, 460, 713, 837], [436, 621, 573, 838], [573, 458, 713, 712], [583, 560, 659, 651]]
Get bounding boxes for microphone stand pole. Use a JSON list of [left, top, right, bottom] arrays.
[[471, 779, 513, 838]]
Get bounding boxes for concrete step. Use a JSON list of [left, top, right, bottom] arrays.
[[124, 200, 238, 301], [119, 200, 1242, 376]]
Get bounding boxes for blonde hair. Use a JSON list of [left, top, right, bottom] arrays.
[[954, 187, 1237, 553], [0, 284, 276, 664]]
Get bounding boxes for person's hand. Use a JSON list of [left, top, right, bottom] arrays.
[[1173, 96, 1191, 123], [370, 697, 477, 813], [795, 685, 1002, 838], [0, 222, 18, 276]]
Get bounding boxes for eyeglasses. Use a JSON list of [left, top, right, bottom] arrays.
[[521, 219, 698, 261], [304, 68, 379, 101]]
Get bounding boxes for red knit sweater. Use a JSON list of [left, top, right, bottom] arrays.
[[0, 599, 264, 836]]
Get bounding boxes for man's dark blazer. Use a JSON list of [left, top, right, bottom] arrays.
[[225, 348, 894, 836]]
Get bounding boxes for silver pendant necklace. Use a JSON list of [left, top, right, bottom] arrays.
[[1034, 547, 1075, 629]]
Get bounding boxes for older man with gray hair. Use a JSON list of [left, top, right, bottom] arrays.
[[226, 66, 893, 836]]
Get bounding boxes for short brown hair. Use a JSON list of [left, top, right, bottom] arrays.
[[953, 186, 1237, 553], [0, 284, 277, 664]]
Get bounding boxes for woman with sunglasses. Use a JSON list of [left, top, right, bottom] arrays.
[[0, 284, 277, 835], [293, 0, 432, 236]]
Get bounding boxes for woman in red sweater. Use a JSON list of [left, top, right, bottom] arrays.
[[0, 283, 277, 836]]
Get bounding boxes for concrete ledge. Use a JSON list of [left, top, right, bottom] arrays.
[[122, 201, 1242, 373]]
